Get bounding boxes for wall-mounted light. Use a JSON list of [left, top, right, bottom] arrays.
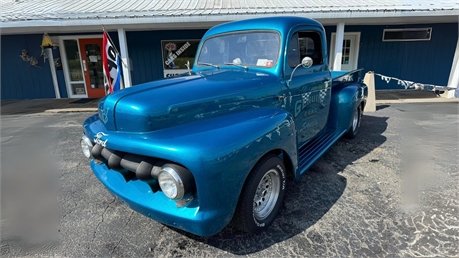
[[41, 33, 54, 49]]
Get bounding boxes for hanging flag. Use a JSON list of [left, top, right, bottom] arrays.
[[102, 31, 121, 95]]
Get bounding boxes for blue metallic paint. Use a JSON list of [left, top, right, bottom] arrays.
[[84, 107, 297, 236], [82, 16, 367, 236]]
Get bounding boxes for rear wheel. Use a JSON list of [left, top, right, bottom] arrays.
[[344, 104, 362, 139], [234, 154, 286, 233]]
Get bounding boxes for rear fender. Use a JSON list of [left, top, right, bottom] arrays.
[[327, 82, 367, 130]]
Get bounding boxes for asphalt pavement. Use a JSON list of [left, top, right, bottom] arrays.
[[1, 100, 458, 257]]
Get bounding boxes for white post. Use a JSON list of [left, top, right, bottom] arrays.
[[46, 48, 61, 99], [117, 28, 132, 88], [363, 72, 376, 112], [333, 22, 345, 71], [447, 39, 459, 90]]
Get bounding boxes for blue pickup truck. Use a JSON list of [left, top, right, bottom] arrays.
[[81, 16, 367, 236]]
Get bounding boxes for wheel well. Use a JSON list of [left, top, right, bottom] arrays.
[[266, 149, 295, 181], [360, 100, 366, 111]]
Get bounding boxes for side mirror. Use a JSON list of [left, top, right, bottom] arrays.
[[287, 57, 314, 87], [301, 56, 313, 68]]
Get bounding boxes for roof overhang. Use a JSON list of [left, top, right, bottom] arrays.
[[1, 11, 458, 35]]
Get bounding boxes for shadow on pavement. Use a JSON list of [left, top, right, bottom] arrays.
[[0, 99, 99, 115], [169, 114, 389, 255], [376, 104, 390, 111], [376, 90, 438, 100]]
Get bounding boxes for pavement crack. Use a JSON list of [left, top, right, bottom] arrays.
[[149, 224, 166, 254], [91, 198, 116, 243], [110, 237, 124, 255], [125, 211, 134, 226]]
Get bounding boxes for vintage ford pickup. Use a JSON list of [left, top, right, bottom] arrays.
[[81, 16, 367, 236]]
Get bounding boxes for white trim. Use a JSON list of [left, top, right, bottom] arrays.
[[447, 39, 459, 89], [330, 32, 361, 71], [117, 28, 132, 88], [46, 48, 60, 98], [59, 35, 102, 98], [332, 23, 345, 71]]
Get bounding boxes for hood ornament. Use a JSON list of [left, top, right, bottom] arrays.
[[99, 107, 109, 124]]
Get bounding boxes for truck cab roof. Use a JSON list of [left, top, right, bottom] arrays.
[[205, 16, 324, 36]]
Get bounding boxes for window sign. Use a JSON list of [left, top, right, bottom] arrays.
[[161, 40, 200, 78], [383, 28, 432, 42]]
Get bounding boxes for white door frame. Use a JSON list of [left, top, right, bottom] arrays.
[[329, 32, 361, 71], [58, 35, 103, 98]]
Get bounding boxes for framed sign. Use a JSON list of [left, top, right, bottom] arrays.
[[161, 40, 200, 78]]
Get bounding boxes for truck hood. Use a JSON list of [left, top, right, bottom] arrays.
[[98, 69, 281, 132]]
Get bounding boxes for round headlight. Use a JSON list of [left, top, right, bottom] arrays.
[[80, 135, 94, 158], [158, 166, 184, 200]]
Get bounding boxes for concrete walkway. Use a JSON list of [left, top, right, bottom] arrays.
[[1, 90, 457, 115]]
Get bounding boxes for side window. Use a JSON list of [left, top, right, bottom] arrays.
[[288, 33, 299, 68], [288, 31, 323, 68]]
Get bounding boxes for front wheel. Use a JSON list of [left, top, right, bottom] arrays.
[[344, 104, 362, 139], [234, 154, 286, 233]]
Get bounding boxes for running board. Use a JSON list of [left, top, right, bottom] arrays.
[[297, 128, 347, 179]]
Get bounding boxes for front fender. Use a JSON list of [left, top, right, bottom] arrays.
[[83, 107, 297, 235], [192, 108, 297, 230]]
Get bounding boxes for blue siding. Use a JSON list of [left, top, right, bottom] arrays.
[[1, 34, 56, 99], [325, 23, 458, 90], [2, 24, 457, 100], [126, 30, 207, 85]]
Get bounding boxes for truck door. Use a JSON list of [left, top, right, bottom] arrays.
[[282, 29, 332, 147]]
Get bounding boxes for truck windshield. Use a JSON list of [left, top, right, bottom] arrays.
[[197, 31, 280, 68]]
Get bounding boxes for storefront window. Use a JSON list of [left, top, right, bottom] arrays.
[[161, 40, 200, 78], [71, 83, 86, 95], [64, 40, 84, 82]]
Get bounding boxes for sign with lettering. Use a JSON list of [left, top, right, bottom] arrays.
[[161, 40, 199, 77]]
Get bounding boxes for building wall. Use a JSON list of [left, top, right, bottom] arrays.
[[325, 23, 458, 90], [1, 34, 59, 100], [2, 23, 457, 99], [126, 29, 207, 86]]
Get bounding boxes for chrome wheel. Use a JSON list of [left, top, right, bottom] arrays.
[[253, 169, 280, 220], [344, 105, 362, 139], [352, 108, 359, 131]]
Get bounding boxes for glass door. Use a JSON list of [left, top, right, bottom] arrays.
[[330, 33, 360, 71], [340, 37, 354, 71], [63, 39, 87, 97], [78, 38, 105, 98]]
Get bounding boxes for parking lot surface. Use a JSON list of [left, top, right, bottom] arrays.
[[1, 102, 458, 257]]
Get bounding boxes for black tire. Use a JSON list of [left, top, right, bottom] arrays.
[[344, 104, 362, 139], [234, 154, 286, 233]]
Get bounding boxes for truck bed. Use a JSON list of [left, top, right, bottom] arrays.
[[331, 69, 363, 85]]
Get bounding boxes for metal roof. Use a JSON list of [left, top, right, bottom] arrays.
[[1, 0, 458, 22], [1, 0, 458, 34]]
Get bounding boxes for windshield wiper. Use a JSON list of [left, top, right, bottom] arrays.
[[223, 62, 249, 71], [198, 62, 219, 69]]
